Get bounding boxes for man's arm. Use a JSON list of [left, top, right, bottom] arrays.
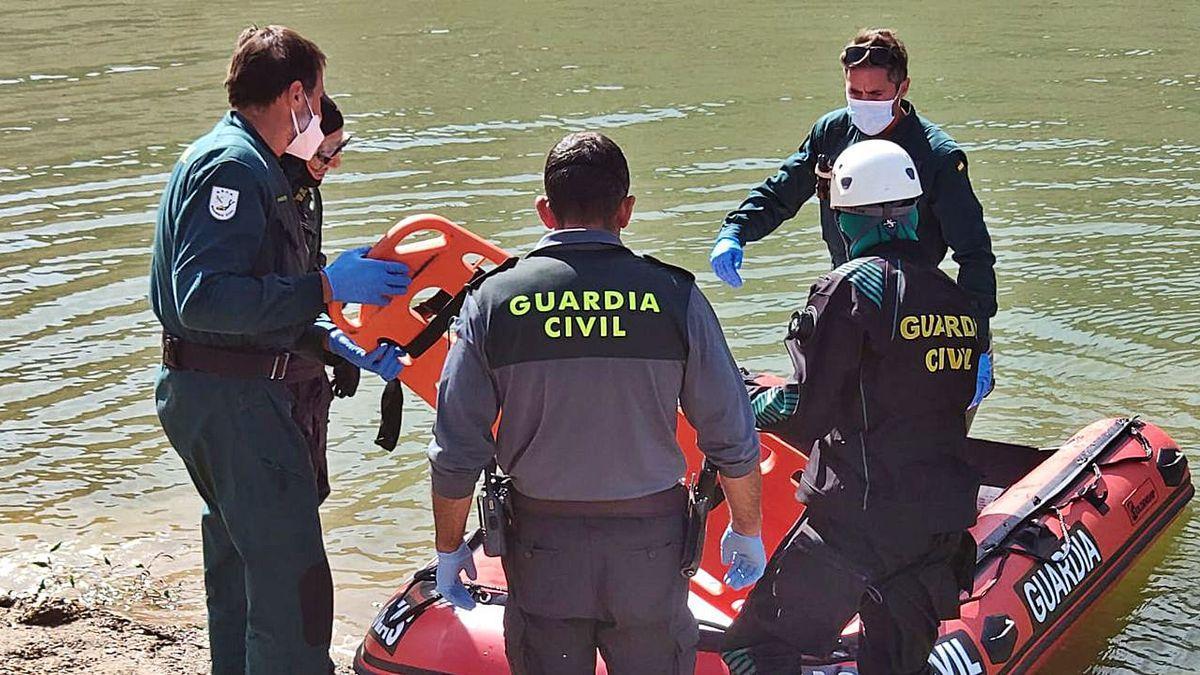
[[760, 281, 865, 445], [427, 295, 500, 546], [721, 470, 762, 536], [678, 285, 761, 532], [929, 150, 997, 341], [173, 160, 326, 334], [433, 491, 475, 553], [717, 126, 820, 245]]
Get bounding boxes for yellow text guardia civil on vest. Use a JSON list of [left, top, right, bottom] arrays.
[[898, 314, 977, 373], [508, 290, 661, 338]]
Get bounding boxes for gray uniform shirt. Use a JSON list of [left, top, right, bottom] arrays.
[[428, 228, 759, 501]]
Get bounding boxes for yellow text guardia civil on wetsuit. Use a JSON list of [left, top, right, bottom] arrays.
[[508, 290, 661, 338], [898, 314, 977, 373]]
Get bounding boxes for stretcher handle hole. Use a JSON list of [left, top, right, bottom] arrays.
[[375, 228, 448, 260], [462, 251, 498, 274], [340, 303, 363, 329], [409, 286, 451, 319]]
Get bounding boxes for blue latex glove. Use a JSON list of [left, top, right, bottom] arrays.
[[435, 543, 478, 610], [709, 237, 744, 288], [970, 350, 994, 409], [327, 329, 407, 381], [720, 525, 766, 590], [323, 246, 411, 306]]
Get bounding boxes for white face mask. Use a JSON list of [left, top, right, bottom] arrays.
[[846, 93, 897, 136], [285, 96, 323, 161]]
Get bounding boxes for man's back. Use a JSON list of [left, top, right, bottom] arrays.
[[768, 240, 983, 532], [149, 112, 317, 351], [431, 229, 759, 502]]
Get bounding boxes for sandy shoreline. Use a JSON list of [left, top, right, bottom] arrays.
[[0, 567, 361, 675], [0, 593, 210, 674]]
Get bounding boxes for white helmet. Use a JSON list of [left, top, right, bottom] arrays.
[[829, 139, 922, 208]]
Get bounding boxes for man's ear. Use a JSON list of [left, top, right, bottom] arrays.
[[897, 77, 910, 100], [286, 80, 305, 107], [614, 195, 635, 231], [535, 196, 560, 230]]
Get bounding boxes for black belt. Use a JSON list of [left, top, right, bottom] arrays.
[[162, 334, 293, 381], [511, 485, 687, 518]]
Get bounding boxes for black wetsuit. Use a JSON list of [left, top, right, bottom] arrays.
[[723, 239, 983, 675]]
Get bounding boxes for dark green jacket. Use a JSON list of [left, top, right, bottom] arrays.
[[719, 101, 997, 338], [149, 112, 325, 351]]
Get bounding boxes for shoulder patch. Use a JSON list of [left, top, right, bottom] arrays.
[[832, 257, 885, 308], [209, 186, 239, 221]]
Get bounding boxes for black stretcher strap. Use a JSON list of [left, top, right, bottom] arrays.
[[373, 257, 518, 450]]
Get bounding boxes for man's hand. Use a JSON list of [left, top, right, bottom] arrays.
[[330, 358, 361, 398], [326, 328, 406, 381], [717, 468, 764, 589], [435, 543, 478, 610], [710, 237, 745, 288], [720, 525, 766, 590], [322, 246, 411, 306]]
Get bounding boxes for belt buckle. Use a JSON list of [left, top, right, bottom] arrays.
[[269, 352, 290, 380]]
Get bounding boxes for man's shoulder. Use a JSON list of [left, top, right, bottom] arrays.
[[178, 123, 274, 185], [812, 107, 854, 138], [637, 252, 696, 285], [912, 110, 963, 158], [827, 256, 887, 308]]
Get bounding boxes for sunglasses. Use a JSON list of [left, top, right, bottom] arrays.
[[841, 45, 897, 68], [313, 134, 352, 166]]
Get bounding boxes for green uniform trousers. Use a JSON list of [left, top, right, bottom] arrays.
[[156, 367, 334, 675]]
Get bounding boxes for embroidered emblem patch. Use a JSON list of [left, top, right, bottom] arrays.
[[209, 186, 239, 221]]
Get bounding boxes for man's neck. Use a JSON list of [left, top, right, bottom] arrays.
[[556, 224, 622, 238], [237, 106, 290, 157]]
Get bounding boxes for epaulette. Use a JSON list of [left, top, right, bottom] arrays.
[[831, 256, 886, 308], [641, 254, 696, 283]]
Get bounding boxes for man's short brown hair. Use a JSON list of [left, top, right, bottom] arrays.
[[543, 132, 630, 227], [225, 25, 326, 109], [843, 27, 908, 85]]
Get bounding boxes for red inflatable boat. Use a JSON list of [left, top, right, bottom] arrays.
[[345, 216, 1194, 675]]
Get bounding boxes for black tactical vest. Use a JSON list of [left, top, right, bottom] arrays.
[[474, 243, 692, 369]]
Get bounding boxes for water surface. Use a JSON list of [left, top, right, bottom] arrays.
[[1, 1, 1197, 669]]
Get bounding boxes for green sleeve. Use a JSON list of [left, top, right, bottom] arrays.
[[928, 150, 997, 341], [173, 160, 325, 335], [718, 124, 820, 244]]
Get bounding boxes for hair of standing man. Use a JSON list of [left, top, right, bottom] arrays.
[[844, 27, 909, 85], [225, 25, 327, 110], [543, 132, 631, 228]]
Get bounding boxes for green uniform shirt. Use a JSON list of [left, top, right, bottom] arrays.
[[719, 100, 997, 338], [149, 112, 326, 351]]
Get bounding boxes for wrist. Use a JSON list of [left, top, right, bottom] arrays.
[[729, 521, 762, 538], [436, 539, 465, 554]]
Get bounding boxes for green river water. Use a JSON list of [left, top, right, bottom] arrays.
[[1, 1, 1198, 671]]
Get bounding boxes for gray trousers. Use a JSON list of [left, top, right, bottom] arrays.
[[501, 491, 697, 674]]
